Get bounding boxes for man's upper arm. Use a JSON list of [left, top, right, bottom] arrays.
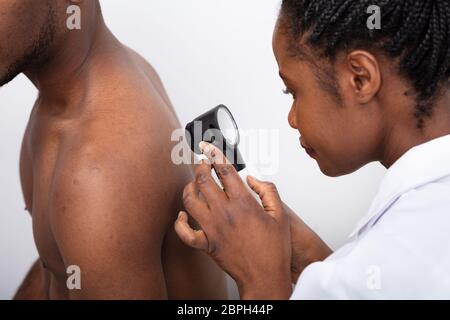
[[50, 147, 181, 299]]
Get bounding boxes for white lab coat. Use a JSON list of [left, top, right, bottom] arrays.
[[291, 134, 450, 299]]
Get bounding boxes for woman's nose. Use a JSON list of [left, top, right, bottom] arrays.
[[288, 104, 297, 129]]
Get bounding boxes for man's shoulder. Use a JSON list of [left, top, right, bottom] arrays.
[[52, 106, 190, 213], [81, 52, 179, 150], [49, 44, 190, 218], [56, 126, 183, 194], [50, 133, 186, 234], [87, 45, 173, 114]]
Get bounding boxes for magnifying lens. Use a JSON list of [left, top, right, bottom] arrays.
[[185, 105, 263, 203], [185, 105, 246, 172]]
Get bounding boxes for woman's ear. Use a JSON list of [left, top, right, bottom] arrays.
[[346, 50, 382, 104]]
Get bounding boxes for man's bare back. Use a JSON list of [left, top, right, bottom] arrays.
[[5, 1, 227, 299]]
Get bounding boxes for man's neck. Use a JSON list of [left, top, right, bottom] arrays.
[[24, 13, 117, 111]]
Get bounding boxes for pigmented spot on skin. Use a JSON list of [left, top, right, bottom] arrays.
[[89, 166, 102, 174]]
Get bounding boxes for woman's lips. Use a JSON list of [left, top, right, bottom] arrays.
[[300, 137, 317, 158]]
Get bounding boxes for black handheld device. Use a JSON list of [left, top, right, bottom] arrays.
[[185, 105, 246, 172]]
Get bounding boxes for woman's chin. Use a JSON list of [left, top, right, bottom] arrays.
[[317, 160, 356, 178]]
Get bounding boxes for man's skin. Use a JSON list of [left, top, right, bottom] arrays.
[[13, 260, 46, 300], [3, 0, 227, 299]]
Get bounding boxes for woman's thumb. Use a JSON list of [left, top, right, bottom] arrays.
[[247, 176, 283, 216]]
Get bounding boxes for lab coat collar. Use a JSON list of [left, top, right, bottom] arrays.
[[349, 134, 450, 239]]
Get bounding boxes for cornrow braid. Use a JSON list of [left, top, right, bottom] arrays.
[[281, 0, 450, 129], [326, 0, 372, 53], [310, 0, 354, 44]]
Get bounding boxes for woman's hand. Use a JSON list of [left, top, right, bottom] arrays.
[[283, 203, 333, 283], [174, 142, 292, 299]]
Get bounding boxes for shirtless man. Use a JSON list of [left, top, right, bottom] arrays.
[[1, 0, 227, 299]]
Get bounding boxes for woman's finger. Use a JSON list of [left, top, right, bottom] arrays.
[[199, 141, 246, 199], [194, 159, 228, 205], [174, 211, 209, 252], [247, 176, 283, 219], [183, 181, 218, 226]]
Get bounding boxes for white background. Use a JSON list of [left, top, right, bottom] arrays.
[[0, 0, 385, 299]]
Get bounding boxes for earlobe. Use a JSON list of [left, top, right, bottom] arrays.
[[347, 51, 381, 104]]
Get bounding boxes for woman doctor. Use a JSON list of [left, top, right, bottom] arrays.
[[174, 0, 450, 299]]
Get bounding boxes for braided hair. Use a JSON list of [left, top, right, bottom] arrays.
[[280, 0, 450, 129]]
